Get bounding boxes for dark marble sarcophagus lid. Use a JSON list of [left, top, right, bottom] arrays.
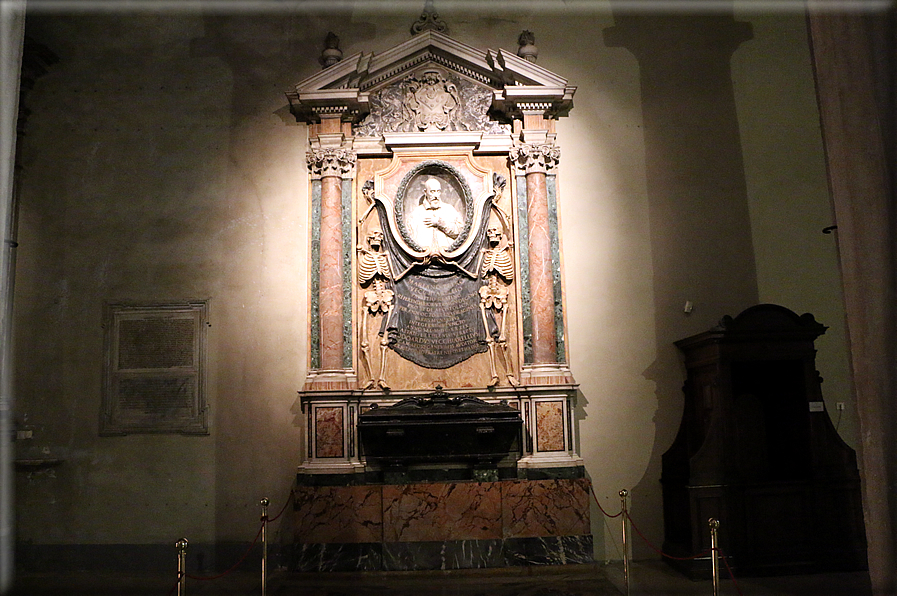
[[358, 388, 522, 466]]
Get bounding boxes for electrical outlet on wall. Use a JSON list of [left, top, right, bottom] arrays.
[[836, 402, 845, 411]]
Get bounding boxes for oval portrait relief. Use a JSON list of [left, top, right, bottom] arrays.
[[395, 161, 474, 254]]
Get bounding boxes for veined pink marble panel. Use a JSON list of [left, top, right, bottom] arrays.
[[535, 400, 565, 452], [319, 176, 343, 369], [293, 485, 382, 543], [314, 406, 344, 458], [502, 478, 590, 538], [526, 171, 557, 364], [382, 482, 503, 542]]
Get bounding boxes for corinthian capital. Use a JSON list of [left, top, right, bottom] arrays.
[[307, 148, 357, 179], [508, 143, 561, 175]]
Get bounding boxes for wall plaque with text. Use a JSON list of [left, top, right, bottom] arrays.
[[101, 301, 209, 435]]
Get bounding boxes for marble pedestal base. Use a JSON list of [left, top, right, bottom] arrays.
[[290, 477, 593, 572]]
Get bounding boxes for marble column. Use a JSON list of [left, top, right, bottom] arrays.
[[510, 139, 561, 366], [306, 146, 356, 376], [808, 8, 896, 592]]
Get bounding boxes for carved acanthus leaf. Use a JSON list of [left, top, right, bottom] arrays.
[[508, 143, 561, 175], [306, 148, 357, 179]]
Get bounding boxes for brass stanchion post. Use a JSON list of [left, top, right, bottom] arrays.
[[175, 538, 188, 596], [709, 518, 720, 596], [619, 489, 630, 596], [261, 497, 269, 596]]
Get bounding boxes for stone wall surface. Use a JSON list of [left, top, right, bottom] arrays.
[[10, 4, 851, 567]]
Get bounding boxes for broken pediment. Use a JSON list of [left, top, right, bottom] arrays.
[[286, 30, 576, 134]]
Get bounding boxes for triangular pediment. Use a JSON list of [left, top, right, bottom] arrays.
[[287, 30, 575, 125]]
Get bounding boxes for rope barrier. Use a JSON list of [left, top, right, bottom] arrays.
[[589, 484, 623, 518], [625, 512, 712, 562], [169, 486, 743, 595], [590, 486, 748, 596], [267, 489, 295, 523], [168, 489, 295, 594], [165, 576, 180, 596], [719, 547, 744, 596], [185, 524, 263, 582]]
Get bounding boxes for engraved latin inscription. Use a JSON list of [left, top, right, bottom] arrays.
[[118, 318, 195, 370], [118, 377, 195, 414], [101, 301, 208, 435], [391, 273, 485, 368]]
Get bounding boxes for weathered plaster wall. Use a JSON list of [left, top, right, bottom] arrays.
[[12, 3, 852, 566], [732, 11, 856, 447]]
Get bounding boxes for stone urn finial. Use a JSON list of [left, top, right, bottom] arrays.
[[320, 32, 342, 68], [517, 30, 538, 62], [411, 0, 447, 35]]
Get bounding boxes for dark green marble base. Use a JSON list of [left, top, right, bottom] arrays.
[[289, 535, 593, 572]]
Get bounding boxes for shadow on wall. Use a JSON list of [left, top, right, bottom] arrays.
[[191, 13, 385, 120], [602, 8, 759, 557]]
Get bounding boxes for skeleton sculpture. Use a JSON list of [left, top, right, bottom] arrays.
[[357, 230, 394, 390], [479, 226, 518, 387]]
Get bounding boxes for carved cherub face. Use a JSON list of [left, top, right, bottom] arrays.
[[487, 226, 502, 246]]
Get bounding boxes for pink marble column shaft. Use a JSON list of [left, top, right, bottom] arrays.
[[319, 174, 343, 370], [526, 171, 557, 364]]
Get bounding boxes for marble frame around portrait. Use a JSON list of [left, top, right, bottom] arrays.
[[394, 160, 474, 253]]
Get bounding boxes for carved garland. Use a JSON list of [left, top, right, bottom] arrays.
[[394, 160, 475, 254]]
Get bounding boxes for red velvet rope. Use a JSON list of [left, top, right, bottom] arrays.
[[168, 488, 742, 594], [185, 524, 264, 582], [591, 484, 744, 594], [719, 547, 745, 596], [165, 575, 180, 596], [267, 489, 295, 523], [167, 489, 295, 592], [625, 511, 711, 561], [589, 485, 623, 518], [626, 511, 744, 594]]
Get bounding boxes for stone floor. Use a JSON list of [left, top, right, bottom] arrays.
[[8, 560, 873, 595]]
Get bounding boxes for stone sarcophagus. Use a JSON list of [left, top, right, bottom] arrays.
[[358, 389, 522, 467]]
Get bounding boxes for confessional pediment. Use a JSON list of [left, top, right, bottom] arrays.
[[287, 30, 576, 129]]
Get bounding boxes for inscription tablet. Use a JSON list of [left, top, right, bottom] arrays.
[[101, 301, 208, 435]]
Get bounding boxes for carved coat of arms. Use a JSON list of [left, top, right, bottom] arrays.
[[353, 68, 509, 136], [402, 70, 461, 132]]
